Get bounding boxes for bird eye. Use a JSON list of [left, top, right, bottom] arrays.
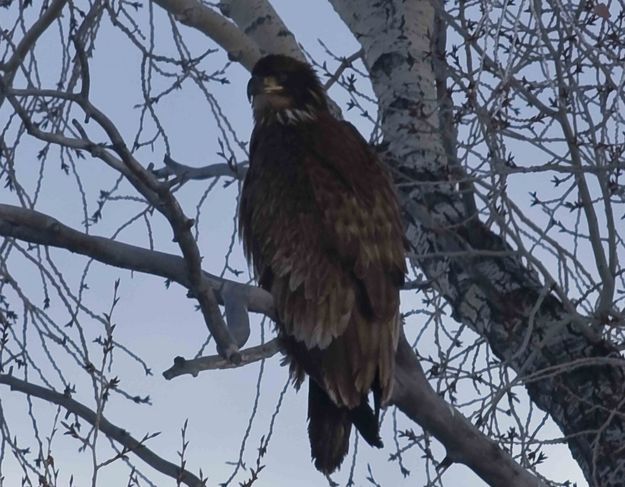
[[276, 72, 288, 84]]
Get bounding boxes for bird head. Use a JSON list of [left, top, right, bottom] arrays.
[[247, 54, 328, 125]]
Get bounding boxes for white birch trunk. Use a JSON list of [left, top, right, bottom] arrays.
[[329, 1, 625, 485]]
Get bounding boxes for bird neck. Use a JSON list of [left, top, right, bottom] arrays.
[[254, 105, 319, 126]]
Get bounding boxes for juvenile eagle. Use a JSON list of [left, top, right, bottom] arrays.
[[239, 54, 406, 473]]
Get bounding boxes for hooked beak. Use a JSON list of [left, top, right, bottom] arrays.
[[246, 75, 283, 102]]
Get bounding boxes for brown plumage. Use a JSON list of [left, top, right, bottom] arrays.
[[239, 55, 406, 474]]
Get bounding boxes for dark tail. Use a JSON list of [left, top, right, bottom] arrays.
[[307, 380, 383, 474]]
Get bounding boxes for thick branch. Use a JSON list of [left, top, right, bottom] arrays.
[[219, 0, 304, 60], [0, 374, 205, 487], [152, 0, 261, 70], [0, 204, 542, 484], [0, 203, 274, 325], [392, 333, 544, 487], [216, 0, 341, 115]]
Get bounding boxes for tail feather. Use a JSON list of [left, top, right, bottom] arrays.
[[348, 396, 383, 448], [308, 380, 382, 474], [308, 380, 351, 474]]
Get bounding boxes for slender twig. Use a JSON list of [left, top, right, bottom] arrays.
[[0, 374, 206, 487]]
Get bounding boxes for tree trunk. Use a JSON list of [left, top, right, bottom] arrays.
[[329, 1, 625, 484]]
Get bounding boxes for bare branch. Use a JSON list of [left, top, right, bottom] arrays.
[[4, 77, 242, 361], [0, 203, 275, 322], [152, 0, 261, 70], [330, 1, 625, 484], [219, 0, 342, 116], [3, 0, 624, 484], [392, 333, 545, 487], [0, 374, 206, 487], [152, 154, 247, 182], [219, 0, 304, 60], [162, 339, 280, 379], [0, 0, 68, 101], [323, 49, 364, 90], [0, 202, 545, 484]]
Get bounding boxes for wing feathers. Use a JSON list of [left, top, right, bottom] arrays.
[[239, 112, 406, 470]]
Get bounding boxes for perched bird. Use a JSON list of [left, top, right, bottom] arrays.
[[239, 54, 406, 474]]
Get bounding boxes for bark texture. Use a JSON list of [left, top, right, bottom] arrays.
[[329, 1, 625, 484]]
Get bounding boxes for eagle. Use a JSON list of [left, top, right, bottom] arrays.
[[239, 54, 406, 474]]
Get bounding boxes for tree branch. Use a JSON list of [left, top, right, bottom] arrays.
[[0, 203, 543, 485], [392, 332, 545, 487], [0, 203, 275, 334], [0, 0, 68, 105], [3, 80, 242, 362], [152, 0, 261, 70], [152, 154, 247, 182], [323, 49, 364, 90], [0, 374, 206, 487], [219, 0, 304, 60], [162, 339, 280, 379], [330, 1, 625, 483], [217, 0, 341, 115]]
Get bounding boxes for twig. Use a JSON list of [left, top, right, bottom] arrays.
[[323, 49, 363, 90], [0, 374, 206, 487]]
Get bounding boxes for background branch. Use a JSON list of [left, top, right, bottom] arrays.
[[2, 0, 622, 484], [0, 374, 206, 487], [0, 0, 68, 104], [4, 78, 242, 361], [152, 154, 247, 182]]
